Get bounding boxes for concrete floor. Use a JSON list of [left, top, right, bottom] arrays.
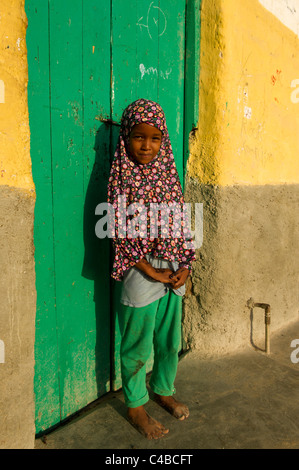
[[35, 319, 299, 450]]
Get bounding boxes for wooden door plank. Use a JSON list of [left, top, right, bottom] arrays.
[[81, 0, 112, 399], [135, 0, 159, 103], [110, 0, 138, 391], [26, 0, 61, 434], [110, 0, 138, 122], [49, 0, 85, 420], [157, 0, 186, 186], [183, 0, 201, 177], [110, 0, 187, 390], [111, 0, 157, 390]]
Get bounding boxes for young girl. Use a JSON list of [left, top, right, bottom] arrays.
[[107, 98, 196, 440]]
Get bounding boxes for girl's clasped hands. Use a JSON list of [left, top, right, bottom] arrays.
[[152, 267, 189, 289]]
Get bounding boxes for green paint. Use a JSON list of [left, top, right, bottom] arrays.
[[26, 0, 200, 433]]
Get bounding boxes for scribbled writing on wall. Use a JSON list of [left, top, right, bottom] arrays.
[[0, 80, 5, 103], [137, 1, 167, 40], [139, 64, 172, 80]]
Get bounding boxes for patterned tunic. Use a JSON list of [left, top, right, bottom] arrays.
[[107, 98, 196, 281]]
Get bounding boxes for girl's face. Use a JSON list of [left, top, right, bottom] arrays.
[[129, 123, 162, 165]]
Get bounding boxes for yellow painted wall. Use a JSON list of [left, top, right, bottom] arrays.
[[0, 0, 34, 191], [188, 0, 299, 185]]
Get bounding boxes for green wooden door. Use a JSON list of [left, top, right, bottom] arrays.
[[26, 0, 198, 434]]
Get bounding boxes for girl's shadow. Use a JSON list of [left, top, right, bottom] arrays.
[[81, 123, 114, 397]]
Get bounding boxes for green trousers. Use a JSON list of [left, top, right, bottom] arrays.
[[119, 291, 182, 408]]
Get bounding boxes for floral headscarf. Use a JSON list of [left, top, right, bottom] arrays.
[[107, 98, 195, 281]]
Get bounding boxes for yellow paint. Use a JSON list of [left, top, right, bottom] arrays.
[[0, 0, 34, 191], [188, 0, 299, 185]]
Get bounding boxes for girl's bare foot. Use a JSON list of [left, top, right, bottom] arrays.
[[154, 394, 189, 420], [127, 405, 169, 440]]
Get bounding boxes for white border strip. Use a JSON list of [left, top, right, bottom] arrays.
[[259, 0, 299, 38]]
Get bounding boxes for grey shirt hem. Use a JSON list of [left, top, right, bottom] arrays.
[[120, 290, 169, 308], [120, 254, 185, 308]]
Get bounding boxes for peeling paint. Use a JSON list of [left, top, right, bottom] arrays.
[[244, 106, 252, 119]]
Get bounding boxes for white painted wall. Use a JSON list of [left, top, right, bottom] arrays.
[[259, 0, 299, 37]]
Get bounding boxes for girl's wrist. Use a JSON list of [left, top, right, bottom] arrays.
[[135, 258, 156, 278]]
